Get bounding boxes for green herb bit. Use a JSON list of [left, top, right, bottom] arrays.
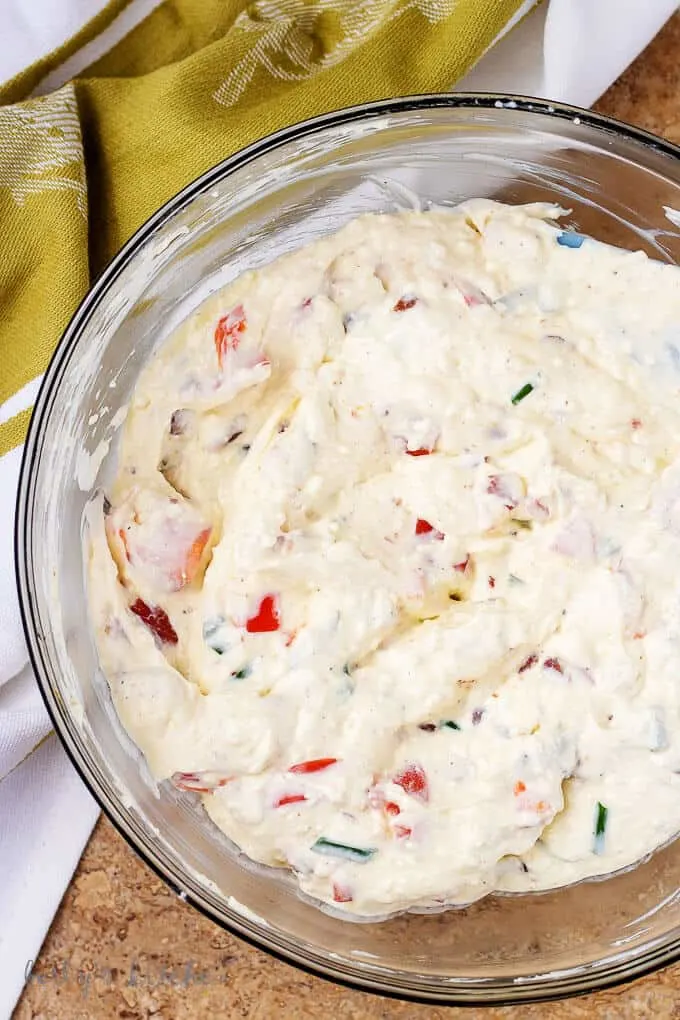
[[311, 837, 377, 863], [511, 382, 534, 405], [515, 520, 533, 531], [343, 662, 353, 676], [441, 720, 461, 731], [203, 617, 228, 655], [508, 573, 525, 585], [231, 665, 251, 680], [593, 801, 608, 853]]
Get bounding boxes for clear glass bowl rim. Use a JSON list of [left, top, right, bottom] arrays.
[[15, 93, 680, 1006]]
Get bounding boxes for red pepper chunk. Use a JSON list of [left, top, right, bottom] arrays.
[[518, 653, 538, 674], [384, 800, 401, 817], [172, 527, 212, 588], [333, 883, 353, 903], [393, 296, 418, 312], [130, 598, 178, 645], [394, 824, 412, 839], [415, 518, 444, 540], [172, 771, 231, 793], [393, 763, 429, 802], [406, 447, 433, 457], [246, 594, 280, 633], [543, 657, 564, 674], [274, 793, 308, 808], [214, 304, 247, 368], [288, 757, 338, 774], [453, 554, 470, 573]]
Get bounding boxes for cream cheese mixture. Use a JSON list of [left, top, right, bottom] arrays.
[[87, 200, 680, 917]]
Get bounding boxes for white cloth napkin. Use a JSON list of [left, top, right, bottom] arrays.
[[0, 0, 677, 1015], [457, 0, 680, 108]]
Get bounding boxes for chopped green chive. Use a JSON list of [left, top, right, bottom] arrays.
[[203, 617, 228, 655], [511, 382, 534, 405], [441, 720, 461, 731], [231, 665, 251, 680], [311, 837, 377, 863], [343, 662, 353, 676], [593, 801, 608, 853]]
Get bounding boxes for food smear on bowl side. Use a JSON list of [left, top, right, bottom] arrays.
[[86, 200, 680, 918]]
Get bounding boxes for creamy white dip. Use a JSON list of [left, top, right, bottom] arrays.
[[87, 200, 680, 917]]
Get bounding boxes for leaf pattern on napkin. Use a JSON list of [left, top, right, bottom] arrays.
[[0, 85, 86, 214], [214, 0, 458, 107]]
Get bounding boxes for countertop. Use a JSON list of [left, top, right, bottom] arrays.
[[15, 12, 680, 1020]]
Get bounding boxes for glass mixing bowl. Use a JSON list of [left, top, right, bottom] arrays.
[[16, 95, 680, 1005]]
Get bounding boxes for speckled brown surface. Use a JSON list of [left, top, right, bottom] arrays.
[[15, 12, 680, 1020]]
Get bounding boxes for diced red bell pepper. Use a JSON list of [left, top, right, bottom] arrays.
[[393, 763, 429, 802], [415, 518, 444, 540], [215, 304, 247, 368], [173, 527, 212, 588], [514, 780, 526, 796], [518, 653, 538, 674], [406, 447, 433, 457], [394, 825, 412, 839], [246, 594, 280, 633], [332, 883, 353, 903], [274, 793, 308, 808], [130, 598, 178, 645], [288, 757, 338, 775], [393, 296, 418, 312], [453, 554, 470, 573], [543, 657, 564, 674], [171, 771, 231, 793], [172, 773, 213, 793], [384, 800, 401, 817]]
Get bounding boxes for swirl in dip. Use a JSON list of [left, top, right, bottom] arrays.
[[87, 200, 680, 917]]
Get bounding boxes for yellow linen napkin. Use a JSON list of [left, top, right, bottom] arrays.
[[0, 0, 523, 457]]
